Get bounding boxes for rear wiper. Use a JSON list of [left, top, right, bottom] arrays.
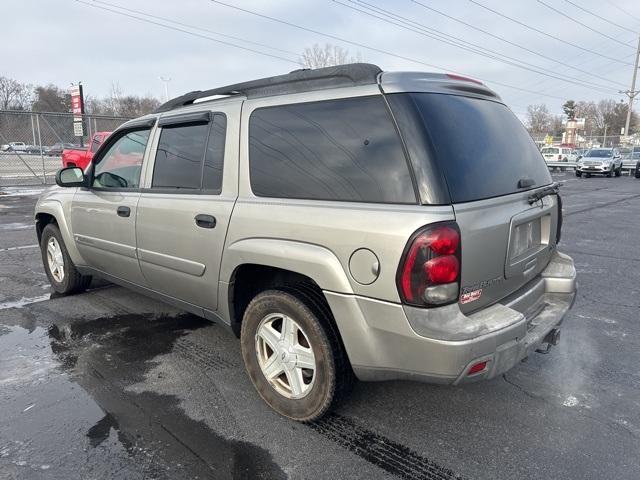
[[528, 183, 560, 205]]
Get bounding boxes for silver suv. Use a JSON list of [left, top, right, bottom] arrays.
[[35, 64, 576, 421]]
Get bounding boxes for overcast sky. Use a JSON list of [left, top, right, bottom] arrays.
[[3, 0, 639, 119]]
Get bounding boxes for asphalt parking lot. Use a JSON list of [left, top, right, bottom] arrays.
[[1, 172, 639, 480]]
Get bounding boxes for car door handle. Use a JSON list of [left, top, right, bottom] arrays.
[[195, 214, 216, 229], [117, 206, 131, 217]]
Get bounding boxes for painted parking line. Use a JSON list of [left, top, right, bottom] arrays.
[[0, 244, 38, 252], [0, 294, 51, 310]]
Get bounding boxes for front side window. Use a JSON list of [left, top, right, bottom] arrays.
[[248, 96, 416, 204], [92, 129, 150, 188]]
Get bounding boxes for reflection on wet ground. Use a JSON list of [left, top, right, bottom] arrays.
[[0, 314, 286, 480]]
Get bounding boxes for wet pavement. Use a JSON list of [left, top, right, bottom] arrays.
[[1, 174, 639, 479]]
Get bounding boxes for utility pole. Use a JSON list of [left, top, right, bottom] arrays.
[[159, 76, 171, 102], [621, 34, 640, 142], [603, 124, 607, 147]]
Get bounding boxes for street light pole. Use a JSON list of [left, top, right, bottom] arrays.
[[622, 34, 640, 141], [159, 76, 171, 102]]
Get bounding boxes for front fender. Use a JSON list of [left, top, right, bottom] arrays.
[[36, 195, 85, 266], [221, 238, 353, 294]]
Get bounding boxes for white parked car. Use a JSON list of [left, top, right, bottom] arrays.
[[540, 147, 572, 163], [1, 141, 28, 152]]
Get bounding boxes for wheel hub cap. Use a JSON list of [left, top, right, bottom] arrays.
[[46, 237, 65, 283], [255, 313, 316, 399]]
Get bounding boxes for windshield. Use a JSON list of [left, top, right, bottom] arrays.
[[390, 93, 552, 203], [541, 148, 559, 154], [586, 149, 613, 158]]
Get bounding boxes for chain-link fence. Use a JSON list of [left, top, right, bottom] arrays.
[[532, 134, 639, 149], [0, 110, 132, 186]]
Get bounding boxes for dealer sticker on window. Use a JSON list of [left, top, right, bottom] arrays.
[[460, 289, 482, 304]]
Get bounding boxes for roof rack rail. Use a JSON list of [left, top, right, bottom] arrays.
[[154, 63, 382, 113]]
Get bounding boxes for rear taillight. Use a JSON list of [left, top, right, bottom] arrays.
[[397, 222, 461, 307], [557, 154, 562, 160], [556, 193, 563, 245]]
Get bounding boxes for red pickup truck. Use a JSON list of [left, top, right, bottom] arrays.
[[61, 131, 112, 170]]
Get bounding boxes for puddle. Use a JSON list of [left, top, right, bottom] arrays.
[[0, 313, 285, 479]]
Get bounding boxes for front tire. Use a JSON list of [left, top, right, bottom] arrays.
[[575, 171, 582, 177], [240, 288, 352, 422], [40, 223, 91, 294]]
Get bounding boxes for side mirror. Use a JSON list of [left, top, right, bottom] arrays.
[[577, 155, 582, 160], [55, 166, 86, 187]]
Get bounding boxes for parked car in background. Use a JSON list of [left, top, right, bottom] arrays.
[[541, 146, 572, 171], [576, 148, 623, 177], [25, 145, 46, 154], [62, 132, 112, 169], [632, 147, 640, 179], [37, 64, 575, 421], [568, 149, 581, 162], [47, 142, 78, 156], [1, 141, 28, 152]]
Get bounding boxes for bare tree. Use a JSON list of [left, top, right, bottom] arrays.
[[525, 104, 552, 136], [31, 84, 71, 113], [0, 76, 33, 110], [300, 43, 363, 68]]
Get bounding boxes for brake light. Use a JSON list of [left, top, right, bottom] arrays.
[[397, 222, 461, 307], [445, 73, 484, 85]]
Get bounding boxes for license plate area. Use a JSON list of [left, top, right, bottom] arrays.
[[505, 208, 552, 279]]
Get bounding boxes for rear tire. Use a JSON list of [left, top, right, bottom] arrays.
[[586, 173, 591, 178], [40, 223, 91, 294], [240, 288, 352, 422]]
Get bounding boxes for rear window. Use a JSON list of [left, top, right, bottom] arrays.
[[395, 93, 552, 203], [541, 148, 559, 154], [248, 96, 416, 204]]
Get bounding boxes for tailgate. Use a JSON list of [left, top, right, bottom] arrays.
[[454, 191, 559, 314]]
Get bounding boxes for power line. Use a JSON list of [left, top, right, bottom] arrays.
[[207, 0, 570, 100], [467, 0, 634, 65], [405, 0, 627, 88], [336, 0, 617, 92], [74, 0, 301, 66], [92, 0, 301, 57], [605, 0, 640, 24], [536, 0, 636, 48], [561, 0, 638, 34]]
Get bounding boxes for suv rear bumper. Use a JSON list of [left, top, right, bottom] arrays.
[[325, 250, 576, 384]]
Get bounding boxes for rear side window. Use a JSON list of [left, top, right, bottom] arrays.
[[395, 93, 552, 203], [153, 123, 209, 189], [248, 96, 416, 204], [152, 114, 226, 191]]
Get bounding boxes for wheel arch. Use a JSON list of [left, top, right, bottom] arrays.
[[221, 238, 354, 337], [35, 201, 84, 265]]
